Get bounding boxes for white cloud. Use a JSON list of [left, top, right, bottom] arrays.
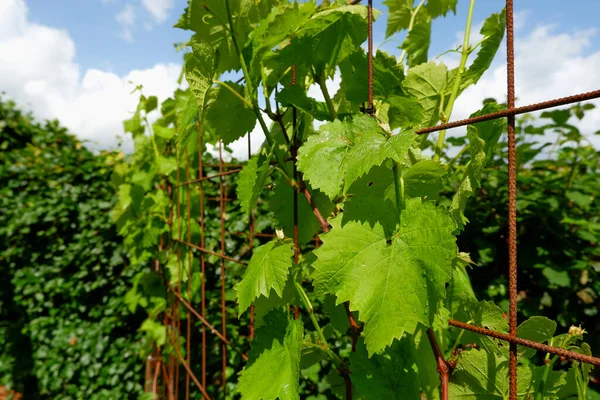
[[116, 4, 136, 43], [0, 0, 182, 153], [141, 0, 174, 24]]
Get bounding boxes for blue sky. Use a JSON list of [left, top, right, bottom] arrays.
[[2, 0, 599, 155], [25, 0, 600, 76]]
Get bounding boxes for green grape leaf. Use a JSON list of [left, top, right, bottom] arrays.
[[235, 238, 294, 316], [555, 342, 593, 399], [152, 124, 175, 140], [236, 149, 273, 215], [350, 338, 421, 399], [313, 198, 457, 354], [425, 0, 458, 19], [345, 159, 446, 211], [387, 95, 424, 130], [183, 43, 217, 158], [297, 115, 415, 199], [402, 159, 447, 200], [384, 0, 412, 38], [343, 125, 415, 193], [269, 176, 334, 244], [249, 2, 316, 88], [205, 82, 256, 145], [461, 9, 506, 89], [450, 103, 505, 227], [339, 50, 405, 104], [399, 10, 432, 68], [527, 365, 567, 399], [156, 156, 177, 176], [238, 309, 303, 400], [403, 61, 450, 127], [445, 259, 478, 322], [253, 274, 298, 329], [516, 316, 556, 359], [459, 300, 508, 355], [276, 85, 332, 121], [176, 1, 237, 73], [449, 348, 532, 399], [269, 5, 369, 73]]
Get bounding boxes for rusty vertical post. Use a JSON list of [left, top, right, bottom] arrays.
[[291, 64, 301, 320], [172, 152, 182, 400], [367, 0, 374, 115], [185, 149, 193, 400], [197, 125, 207, 389], [218, 139, 228, 395], [505, 0, 518, 398]]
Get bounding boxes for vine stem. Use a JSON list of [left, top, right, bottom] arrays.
[[426, 328, 450, 400], [398, 0, 426, 65], [433, 0, 476, 162], [318, 72, 338, 120], [392, 162, 405, 211]]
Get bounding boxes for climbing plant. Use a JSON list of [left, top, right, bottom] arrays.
[[116, 0, 597, 398]]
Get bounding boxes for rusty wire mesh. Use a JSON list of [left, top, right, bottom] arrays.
[[148, 0, 600, 399]]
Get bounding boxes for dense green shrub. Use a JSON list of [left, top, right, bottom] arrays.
[[0, 97, 144, 399]]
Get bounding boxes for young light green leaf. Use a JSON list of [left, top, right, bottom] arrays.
[[269, 5, 369, 74], [350, 338, 421, 399], [249, 1, 316, 88], [339, 50, 405, 104], [205, 82, 256, 145], [399, 10, 432, 68], [297, 115, 415, 199], [276, 85, 332, 121], [402, 159, 447, 200], [152, 124, 175, 140], [527, 365, 567, 398], [269, 176, 334, 244], [451, 103, 505, 227], [387, 95, 424, 130], [236, 150, 272, 215], [235, 238, 294, 316], [461, 9, 506, 89], [449, 348, 532, 399], [402, 61, 450, 127], [238, 309, 303, 400], [425, 0, 458, 19], [182, 42, 217, 158], [517, 316, 556, 359], [384, 0, 412, 38], [313, 198, 457, 355]]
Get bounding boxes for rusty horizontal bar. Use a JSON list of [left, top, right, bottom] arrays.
[[168, 285, 249, 362], [173, 239, 247, 266], [168, 335, 211, 400], [448, 319, 600, 366], [175, 169, 241, 188], [417, 89, 600, 135]]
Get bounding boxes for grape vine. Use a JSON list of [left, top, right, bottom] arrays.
[[115, 0, 595, 398]]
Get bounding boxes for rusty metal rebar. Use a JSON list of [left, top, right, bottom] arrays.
[[448, 319, 600, 366], [174, 239, 247, 266], [197, 125, 207, 389], [175, 169, 242, 187], [505, 1, 518, 397], [218, 140, 227, 395], [168, 285, 248, 362], [416, 89, 600, 135]]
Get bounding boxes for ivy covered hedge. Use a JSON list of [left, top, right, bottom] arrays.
[[0, 97, 145, 399]]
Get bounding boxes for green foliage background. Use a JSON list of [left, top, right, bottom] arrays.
[[0, 97, 145, 399]]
